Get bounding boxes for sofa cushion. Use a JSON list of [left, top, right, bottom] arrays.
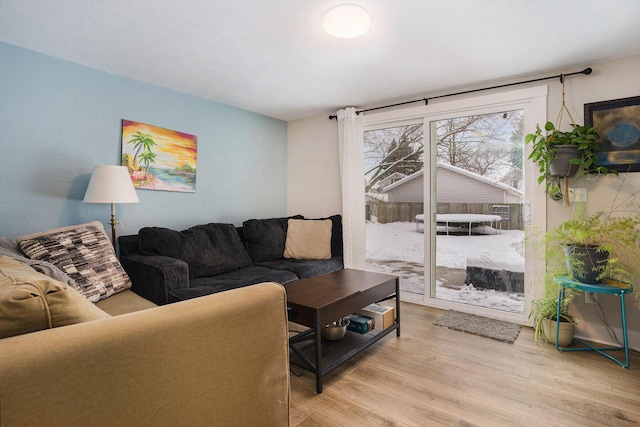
[[284, 219, 332, 260], [139, 223, 252, 279], [17, 221, 132, 302], [0, 256, 110, 339], [169, 266, 298, 301], [256, 258, 344, 279], [320, 214, 343, 258], [95, 289, 157, 316], [242, 215, 303, 262], [0, 237, 81, 291]]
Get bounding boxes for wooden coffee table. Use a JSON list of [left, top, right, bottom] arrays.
[[284, 268, 400, 393]]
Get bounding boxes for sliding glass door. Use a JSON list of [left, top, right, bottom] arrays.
[[431, 110, 525, 314], [364, 86, 548, 325]]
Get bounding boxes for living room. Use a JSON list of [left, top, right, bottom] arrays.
[[2, 1, 640, 425]]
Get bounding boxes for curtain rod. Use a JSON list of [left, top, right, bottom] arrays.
[[328, 67, 592, 120]]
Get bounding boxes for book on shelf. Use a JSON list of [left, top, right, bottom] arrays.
[[358, 303, 395, 331], [346, 315, 375, 334]]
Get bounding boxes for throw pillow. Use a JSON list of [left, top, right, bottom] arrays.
[[312, 214, 343, 257], [138, 223, 252, 279], [0, 256, 110, 339], [0, 236, 82, 292], [17, 221, 132, 302], [242, 215, 303, 262], [283, 219, 332, 260]]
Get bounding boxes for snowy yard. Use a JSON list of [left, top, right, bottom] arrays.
[[365, 221, 525, 313]]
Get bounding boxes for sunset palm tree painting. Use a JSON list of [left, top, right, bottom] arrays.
[[121, 120, 197, 192]]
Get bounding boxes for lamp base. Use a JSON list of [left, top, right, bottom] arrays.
[[109, 203, 118, 249]]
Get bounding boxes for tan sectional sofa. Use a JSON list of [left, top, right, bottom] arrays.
[[0, 224, 291, 426]]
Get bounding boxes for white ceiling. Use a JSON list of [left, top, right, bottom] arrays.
[[2, 0, 640, 122]]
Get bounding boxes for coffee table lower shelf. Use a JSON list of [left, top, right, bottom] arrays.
[[284, 269, 400, 393], [289, 323, 399, 390]]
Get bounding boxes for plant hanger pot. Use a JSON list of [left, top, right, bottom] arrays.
[[525, 77, 613, 205], [549, 145, 581, 177]]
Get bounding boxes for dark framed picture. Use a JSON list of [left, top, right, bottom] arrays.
[[585, 95, 640, 172]]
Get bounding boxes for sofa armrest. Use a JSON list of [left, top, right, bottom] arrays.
[[0, 282, 290, 426], [120, 253, 189, 305]]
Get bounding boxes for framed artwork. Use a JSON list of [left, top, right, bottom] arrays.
[[121, 120, 197, 192], [585, 96, 640, 172]]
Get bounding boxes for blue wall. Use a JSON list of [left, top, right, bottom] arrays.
[[0, 43, 288, 241]]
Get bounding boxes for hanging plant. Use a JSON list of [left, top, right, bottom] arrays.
[[525, 76, 614, 205], [525, 121, 610, 202]]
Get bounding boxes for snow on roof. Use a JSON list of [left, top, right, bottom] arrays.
[[381, 163, 523, 197], [366, 192, 388, 202]]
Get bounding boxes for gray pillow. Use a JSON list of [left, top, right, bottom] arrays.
[[242, 216, 303, 262], [139, 223, 252, 279]]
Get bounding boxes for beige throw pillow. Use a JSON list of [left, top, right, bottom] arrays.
[[283, 219, 332, 260], [0, 256, 110, 339]]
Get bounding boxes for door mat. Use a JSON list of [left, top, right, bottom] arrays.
[[433, 310, 521, 344]]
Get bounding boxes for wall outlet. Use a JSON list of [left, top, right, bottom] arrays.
[[569, 187, 588, 202], [585, 291, 598, 304]]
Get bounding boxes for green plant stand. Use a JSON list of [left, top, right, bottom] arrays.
[[554, 276, 633, 368]]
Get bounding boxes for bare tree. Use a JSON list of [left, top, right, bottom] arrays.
[[363, 110, 524, 190], [436, 111, 523, 178], [364, 124, 423, 192]]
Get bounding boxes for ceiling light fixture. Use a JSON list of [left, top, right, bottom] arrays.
[[322, 4, 372, 39]]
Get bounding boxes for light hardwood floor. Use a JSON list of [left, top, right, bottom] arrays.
[[289, 301, 640, 426]]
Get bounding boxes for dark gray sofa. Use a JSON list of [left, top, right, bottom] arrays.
[[119, 215, 343, 305]]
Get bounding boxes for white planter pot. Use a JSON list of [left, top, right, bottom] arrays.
[[543, 318, 575, 346]]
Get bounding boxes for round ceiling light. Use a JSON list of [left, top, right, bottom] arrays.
[[322, 4, 372, 39]]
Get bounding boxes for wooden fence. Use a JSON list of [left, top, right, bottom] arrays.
[[366, 202, 524, 230]]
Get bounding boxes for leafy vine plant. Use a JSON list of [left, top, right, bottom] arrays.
[[526, 121, 610, 202], [526, 77, 613, 204]]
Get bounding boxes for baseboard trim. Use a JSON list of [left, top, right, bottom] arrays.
[[574, 320, 640, 353]]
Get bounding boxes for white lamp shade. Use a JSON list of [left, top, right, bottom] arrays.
[[83, 165, 140, 204], [322, 4, 372, 39]]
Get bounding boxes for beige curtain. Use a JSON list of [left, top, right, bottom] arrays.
[[337, 107, 366, 269]]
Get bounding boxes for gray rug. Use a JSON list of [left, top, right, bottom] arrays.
[[434, 310, 521, 344]]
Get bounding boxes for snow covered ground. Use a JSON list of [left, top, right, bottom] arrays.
[[365, 221, 525, 313]]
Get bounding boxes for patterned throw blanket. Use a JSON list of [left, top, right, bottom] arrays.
[[0, 237, 79, 289]]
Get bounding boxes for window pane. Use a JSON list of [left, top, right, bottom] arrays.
[[364, 124, 425, 296], [433, 110, 525, 314]]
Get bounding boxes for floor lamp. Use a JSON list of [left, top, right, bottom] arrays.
[[83, 165, 140, 248]]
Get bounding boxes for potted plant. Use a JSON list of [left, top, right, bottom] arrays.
[[525, 121, 611, 203], [529, 291, 576, 344], [545, 196, 640, 285], [530, 178, 640, 343]]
